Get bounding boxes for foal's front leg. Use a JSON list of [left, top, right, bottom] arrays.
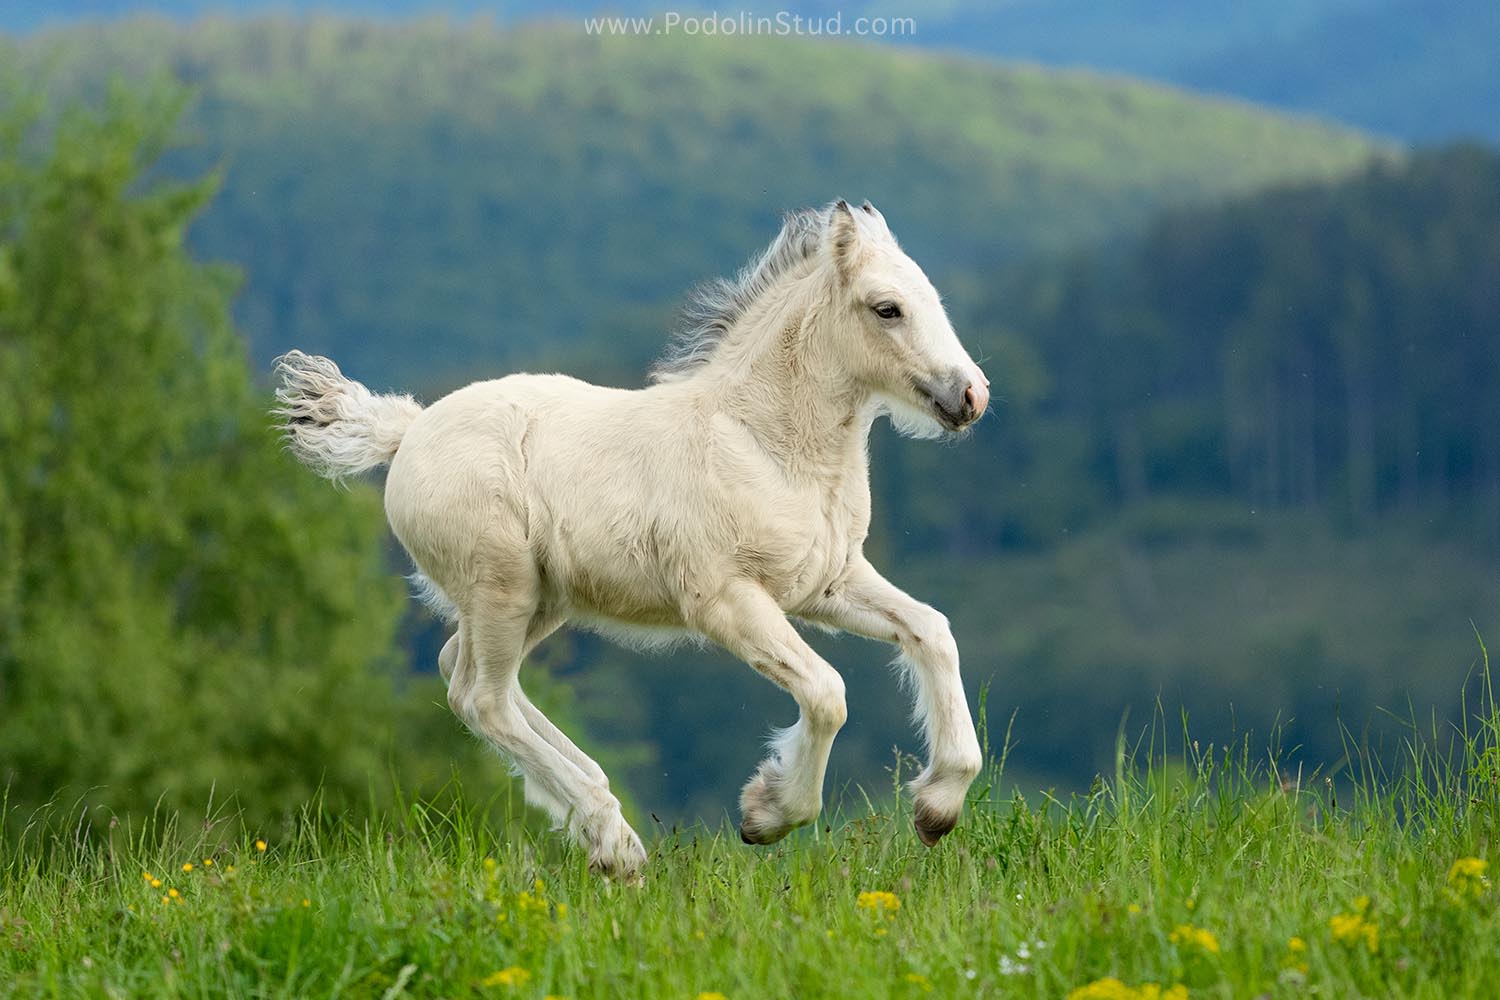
[[695, 582, 848, 845], [806, 558, 983, 845]]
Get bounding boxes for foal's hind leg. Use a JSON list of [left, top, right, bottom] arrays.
[[440, 616, 610, 789], [695, 582, 847, 845], [447, 586, 645, 877]]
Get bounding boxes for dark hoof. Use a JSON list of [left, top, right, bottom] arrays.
[[739, 821, 791, 846], [914, 806, 957, 847]]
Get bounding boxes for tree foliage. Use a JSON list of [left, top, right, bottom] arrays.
[[0, 86, 500, 830], [990, 147, 1500, 548]]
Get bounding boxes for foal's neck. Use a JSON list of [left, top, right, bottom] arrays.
[[699, 292, 871, 481]]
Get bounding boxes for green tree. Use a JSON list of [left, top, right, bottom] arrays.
[[0, 85, 494, 832]]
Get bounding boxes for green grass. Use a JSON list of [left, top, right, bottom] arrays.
[[6, 661, 1500, 1000]]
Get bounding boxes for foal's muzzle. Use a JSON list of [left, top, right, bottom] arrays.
[[920, 368, 989, 431]]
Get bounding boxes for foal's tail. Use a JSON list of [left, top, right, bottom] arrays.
[[272, 350, 423, 482]]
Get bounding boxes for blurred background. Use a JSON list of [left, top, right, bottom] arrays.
[[1, 1, 1497, 831]]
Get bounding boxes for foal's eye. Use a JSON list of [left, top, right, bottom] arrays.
[[871, 301, 902, 321]]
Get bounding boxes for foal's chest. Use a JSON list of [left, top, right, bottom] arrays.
[[708, 412, 871, 608], [762, 470, 868, 610]]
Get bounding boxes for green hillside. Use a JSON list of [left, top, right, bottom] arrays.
[[10, 18, 1377, 387]]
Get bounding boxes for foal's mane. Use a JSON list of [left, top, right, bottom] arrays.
[[650, 206, 830, 384]]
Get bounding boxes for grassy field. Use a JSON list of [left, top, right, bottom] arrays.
[[5, 667, 1500, 1000]]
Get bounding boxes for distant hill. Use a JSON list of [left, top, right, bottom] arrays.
[[8, 18, 1376, 389], [1173, 0, 1500, 142], [5, 1, 1497, 141], [899, 0, 1500, 142]]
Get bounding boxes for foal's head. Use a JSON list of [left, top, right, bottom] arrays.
[[823, 199, 989, 436], [656, 199, 988, 435]]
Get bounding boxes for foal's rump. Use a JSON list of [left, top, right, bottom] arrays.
[[382, 377, 538, 616]]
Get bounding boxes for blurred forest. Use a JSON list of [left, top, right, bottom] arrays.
[[4, 19, 1375, 388], [1, 19, 1496, 826]]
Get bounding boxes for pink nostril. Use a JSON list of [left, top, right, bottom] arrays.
[[964, 383, 989, 419]]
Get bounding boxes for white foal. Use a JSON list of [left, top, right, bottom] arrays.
[[274, 199, 990, 877]]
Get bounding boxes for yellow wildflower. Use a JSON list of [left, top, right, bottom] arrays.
[[1169, 923, 1221, 955], [1067, 980, 1133, 1000], [255, 839, 267, 853], [142, 872, 154, 883], [1329, 910, 1379, 954], [1449, 857, 1490, 898], [1144, 988, 1188, 1000], [302, 899, 310, 908], [181, 863, 194, 873], [856, 890, 901, 914], [202, 858, 214, 867], [483, 857, 498, 873], [167, 888, 180, 899], [516, 889, 550, 916], [1450, 857, 1488, 880], [160, 895, 170, 905], [150, 878, 163, 889], [481, 967, 532, 988], [1284, 936, 1309, 973], [1066, 978, 1187, 1000], [1126, 903, 1142, 915], [905, 972, 933, 992]]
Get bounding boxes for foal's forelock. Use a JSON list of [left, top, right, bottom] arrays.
[[651, 207, 832, 384]]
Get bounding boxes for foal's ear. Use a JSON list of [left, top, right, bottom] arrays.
[[828, 199, 863, 282], [858, 201, 892, 241]]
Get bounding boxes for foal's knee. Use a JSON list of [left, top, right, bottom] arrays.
[[902, 605, 960, 671]]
